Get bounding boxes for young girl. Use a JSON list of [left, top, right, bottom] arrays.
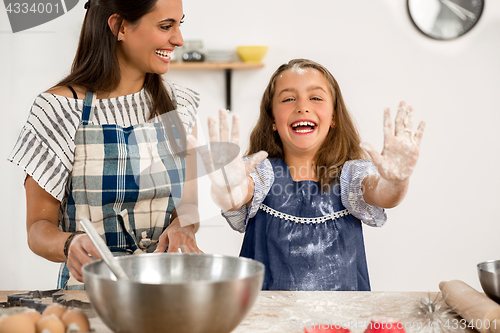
[[190, 58, 424, 291]]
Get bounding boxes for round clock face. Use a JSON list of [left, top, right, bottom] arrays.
[[407, 0, 484, 40]]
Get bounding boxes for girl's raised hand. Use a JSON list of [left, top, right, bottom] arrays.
[[360, 101, 425, 183], [187, 109, 268, 211]]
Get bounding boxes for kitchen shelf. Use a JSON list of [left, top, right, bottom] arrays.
[[169, 62, 265, 110], [169, 62, 264, 70]]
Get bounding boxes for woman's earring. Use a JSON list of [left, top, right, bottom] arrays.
[[117, 36, 122, 41], [272, 124, 276, 131]]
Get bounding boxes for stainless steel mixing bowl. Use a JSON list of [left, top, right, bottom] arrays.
[[82, 253, 264, 333], [478, 260, 500, 304]]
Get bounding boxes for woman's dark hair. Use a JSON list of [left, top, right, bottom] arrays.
[[247, 59, 367, 191], [55, 0, 186, 154]]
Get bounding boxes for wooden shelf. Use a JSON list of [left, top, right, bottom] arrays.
[[168, 62, 265, 110], [169, 62, 264, 70]]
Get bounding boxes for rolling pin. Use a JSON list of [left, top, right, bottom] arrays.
[[439, 280, 500, 333]]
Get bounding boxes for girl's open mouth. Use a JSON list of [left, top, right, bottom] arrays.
[[290, 120, 317, 134]]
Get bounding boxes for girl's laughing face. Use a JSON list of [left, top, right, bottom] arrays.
[[272, 67, 334, 157]]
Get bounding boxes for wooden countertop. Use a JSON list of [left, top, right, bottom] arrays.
[[0, 290, 476, 333]]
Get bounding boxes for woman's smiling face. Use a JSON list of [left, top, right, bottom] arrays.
[[272, 67, 334, 157], [117, 0, 184, 76]]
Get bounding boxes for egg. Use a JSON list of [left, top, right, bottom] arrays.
[[0, 312, 36, 333], [24, 309, 42, 324], [42, 304, 67, 319], [61, 309, 90, 333], [36, 314, 65, 333]]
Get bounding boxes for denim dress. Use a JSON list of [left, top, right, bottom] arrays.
[[223, 158, 386, 291]]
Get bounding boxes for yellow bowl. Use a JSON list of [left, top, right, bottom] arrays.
[[236, 46, 268, 63]]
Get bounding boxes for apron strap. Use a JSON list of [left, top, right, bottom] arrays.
[[81, 91, 96, 125]]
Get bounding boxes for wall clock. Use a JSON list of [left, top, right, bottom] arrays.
[[407, 0, 484, 40]]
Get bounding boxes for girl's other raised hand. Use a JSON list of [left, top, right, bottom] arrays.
[[187, 109, 268, 211], [360, 101, 425, 183]]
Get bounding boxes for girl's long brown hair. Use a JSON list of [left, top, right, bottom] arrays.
[[247, 59, 367, 191], [55, 0, 186, 154]]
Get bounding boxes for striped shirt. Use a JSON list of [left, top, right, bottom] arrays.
[[7, 81, 199, 202]]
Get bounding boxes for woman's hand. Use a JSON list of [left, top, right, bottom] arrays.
[[187, 109, 267, 211], [361, 101, 425, 183], [154, 218, 203, 253], [66, 234, 102, 282]]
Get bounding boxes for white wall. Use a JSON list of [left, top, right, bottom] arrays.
[[1, 0, 499, 292]]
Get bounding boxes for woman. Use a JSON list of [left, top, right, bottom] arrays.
[[8, 0, 202, 289]]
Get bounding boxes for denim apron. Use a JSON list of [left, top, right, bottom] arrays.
[[240, 158, 370, 291], [58, 91, 185, 289]]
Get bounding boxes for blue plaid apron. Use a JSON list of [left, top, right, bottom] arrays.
[[58, 91, 186, 289]]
